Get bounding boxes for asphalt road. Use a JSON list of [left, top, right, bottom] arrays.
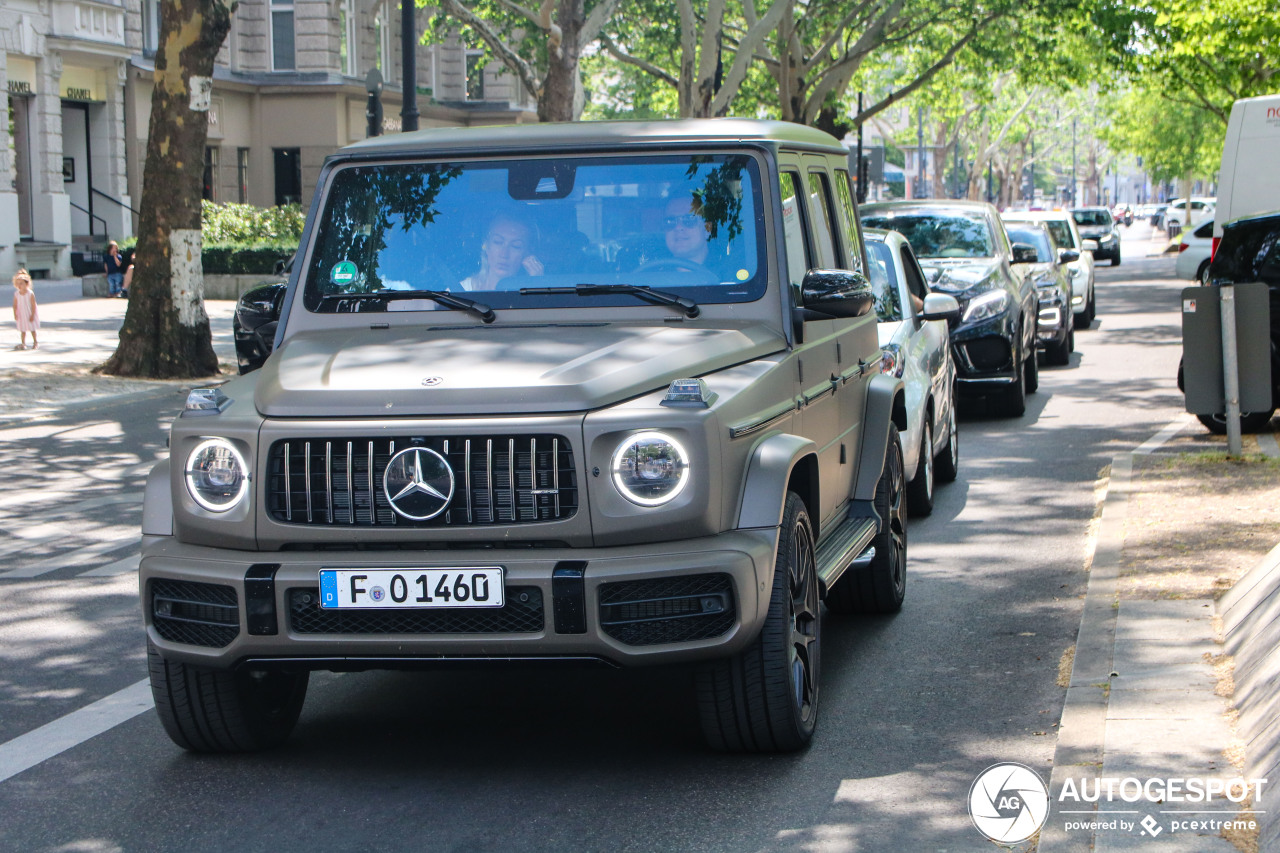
[[0, 223, 1192, 852]]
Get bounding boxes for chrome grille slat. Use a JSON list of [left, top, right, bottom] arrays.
[[268, 434, 576, 528]]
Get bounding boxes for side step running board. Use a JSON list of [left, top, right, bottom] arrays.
[[815, 516, 878, 598]]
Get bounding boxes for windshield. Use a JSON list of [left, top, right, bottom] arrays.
[[864, 241, 903, 322], [302, 154, 766, 313], [1005, 227, 1054, 263], [1041, 220, 1075, 248], [1071, 209, 1113, 227], [860, 209, 995, 259]]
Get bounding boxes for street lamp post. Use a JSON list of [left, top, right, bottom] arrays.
[[400, 0, 419, 132], [1071, 119, 1077, 206]]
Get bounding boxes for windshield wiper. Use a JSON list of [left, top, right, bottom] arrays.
[[519, 284, 700, 319], [321, 289, 495, 324]]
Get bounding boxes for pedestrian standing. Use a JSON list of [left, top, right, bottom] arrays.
[[104, 241, 125, 297], [12, 269, 39, 350], [122, 250, 135, 298]]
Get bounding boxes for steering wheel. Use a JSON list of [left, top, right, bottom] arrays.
[[634, 257, 718, 282]]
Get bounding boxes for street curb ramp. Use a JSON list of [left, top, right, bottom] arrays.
[[1217, 540, 1280, 853]]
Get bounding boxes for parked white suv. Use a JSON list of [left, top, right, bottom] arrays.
[[1002, 210, 1096, 329]]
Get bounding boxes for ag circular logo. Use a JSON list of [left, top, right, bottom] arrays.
[[968, 763, 1050, 843], [383, 447, 455, 520]]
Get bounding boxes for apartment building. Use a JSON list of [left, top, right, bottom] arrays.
[[2, 0, 535, 279]]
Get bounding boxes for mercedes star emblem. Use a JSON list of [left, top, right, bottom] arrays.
[[382, 447, 455, 520], [421, 376, 443, 386]]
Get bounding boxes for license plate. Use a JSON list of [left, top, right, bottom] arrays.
[[319, 568, 504, 609]]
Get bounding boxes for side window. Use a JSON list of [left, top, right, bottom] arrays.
[[833, 169, 866, 275], [1258, 230, 1280, 284], [779, 171, 811, 288], [806, 171, 840, 268]]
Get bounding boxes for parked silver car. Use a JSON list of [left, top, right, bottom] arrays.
[[865, 229, 961, 517]]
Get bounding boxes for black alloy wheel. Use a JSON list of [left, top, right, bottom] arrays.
[[697, 491, 820, 752], [826, 425, 907, 614]]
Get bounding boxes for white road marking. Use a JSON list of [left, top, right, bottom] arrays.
[[1134, 413, 1192, 455], [0, 679, 153, 784], [78, 554, 141, 577]]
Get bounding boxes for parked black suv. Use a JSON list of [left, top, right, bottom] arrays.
[[861, 201, 1039, 416], [1071, 207, 1121, 266], [1179, 210, 1280, 433]]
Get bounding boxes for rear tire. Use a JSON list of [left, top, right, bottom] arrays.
[[696, 492, 820, 752], [148, 641, 308, 753], [825, 425, 907, 614], [907, 421, 934, 517], [1196, 410, 1276, 435]]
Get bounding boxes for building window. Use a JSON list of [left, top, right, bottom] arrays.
[[237, 148, 250, 204], [203, 146, 219, 202], [142, 0, 160, 56], [274, 148, 302, 206], [374, 1, 392, 83], [271, 0, 295, 71], [466, 51, 485, 101], [338, 0, 357, 76]]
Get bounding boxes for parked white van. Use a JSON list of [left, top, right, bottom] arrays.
[[1214, 94, 1280, 250]]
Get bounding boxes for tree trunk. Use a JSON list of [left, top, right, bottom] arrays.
[[537, 0, 584, 122], [100, 0, 231, 378]]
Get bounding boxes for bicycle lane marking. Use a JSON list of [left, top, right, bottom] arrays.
[[0, 679, 153, 785]]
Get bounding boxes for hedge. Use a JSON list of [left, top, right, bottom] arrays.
[[202, 244, 296, 275]]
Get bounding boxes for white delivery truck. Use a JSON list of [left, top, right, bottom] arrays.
[[1213, 93, 1280, 250]]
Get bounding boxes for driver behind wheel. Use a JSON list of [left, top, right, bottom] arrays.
[[663, 195, 711, 265]]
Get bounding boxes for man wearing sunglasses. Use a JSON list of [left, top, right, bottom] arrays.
[[663, 195, 711, 266]]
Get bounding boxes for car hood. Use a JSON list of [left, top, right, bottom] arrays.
[[1078, 226, 1113, 240], [254, 323, 786, 417], [918, 258, 1005, 307]]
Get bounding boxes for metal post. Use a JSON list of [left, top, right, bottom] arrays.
[[1221, 285, 1243, 455], [400, 0, 419, 132], [916, 106, 925, 199], [1071, 119, 1077, 206]]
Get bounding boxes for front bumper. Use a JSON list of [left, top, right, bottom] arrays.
[[141, 529, 778, 670]]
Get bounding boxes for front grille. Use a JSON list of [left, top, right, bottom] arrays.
[[288, 586, 544, 634], [958, 337, 1012, 372], [267, 435, 577, 528], [151, 579, 240, 648], [598, 574, 735, 646]]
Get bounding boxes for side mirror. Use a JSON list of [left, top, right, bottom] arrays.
[[1011, 242, 1039, 264], [1081, 239, 1099, 252], [800, 269, 874, 319], [1058, 248, 1081, 264], [919, 292, 960, 324]]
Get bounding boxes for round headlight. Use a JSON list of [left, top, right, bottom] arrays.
[[610, 431, 690, 506], [185, 438, 250, 512]]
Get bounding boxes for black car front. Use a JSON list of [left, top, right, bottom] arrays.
[[233, 281, 287, 373]]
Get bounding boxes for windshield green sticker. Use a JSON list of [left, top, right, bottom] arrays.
[[330, 261, 359, 285]]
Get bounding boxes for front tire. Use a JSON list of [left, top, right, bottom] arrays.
[[697, 491, 820, 752], [1024, 339, 1040, 393], [1111, 250, 1121, 267], [907, 421, 934, 517], [1196, 410, 1276, 435], [148, 641, 308, 753], [1047, 323, 1072, 366], [825, 425, 907, 614], [1000, 349, 1027, 417], [934, 396, 959, 484]]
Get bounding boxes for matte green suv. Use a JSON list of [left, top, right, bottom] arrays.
[[142, 120, 913, 754]]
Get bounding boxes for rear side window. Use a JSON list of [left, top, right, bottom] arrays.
[[1194, 221, 1214, 239], [779, 171, 811, 287]]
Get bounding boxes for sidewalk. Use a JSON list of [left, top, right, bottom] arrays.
[[1041, 421, 1280, 853], [0, 286, 237, 416]]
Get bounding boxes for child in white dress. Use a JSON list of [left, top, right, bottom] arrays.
[[12, 269, 39, 350]]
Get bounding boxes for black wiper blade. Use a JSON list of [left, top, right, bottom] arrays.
[[321, 289, 495, 324], [519, 284, 700, 319]]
